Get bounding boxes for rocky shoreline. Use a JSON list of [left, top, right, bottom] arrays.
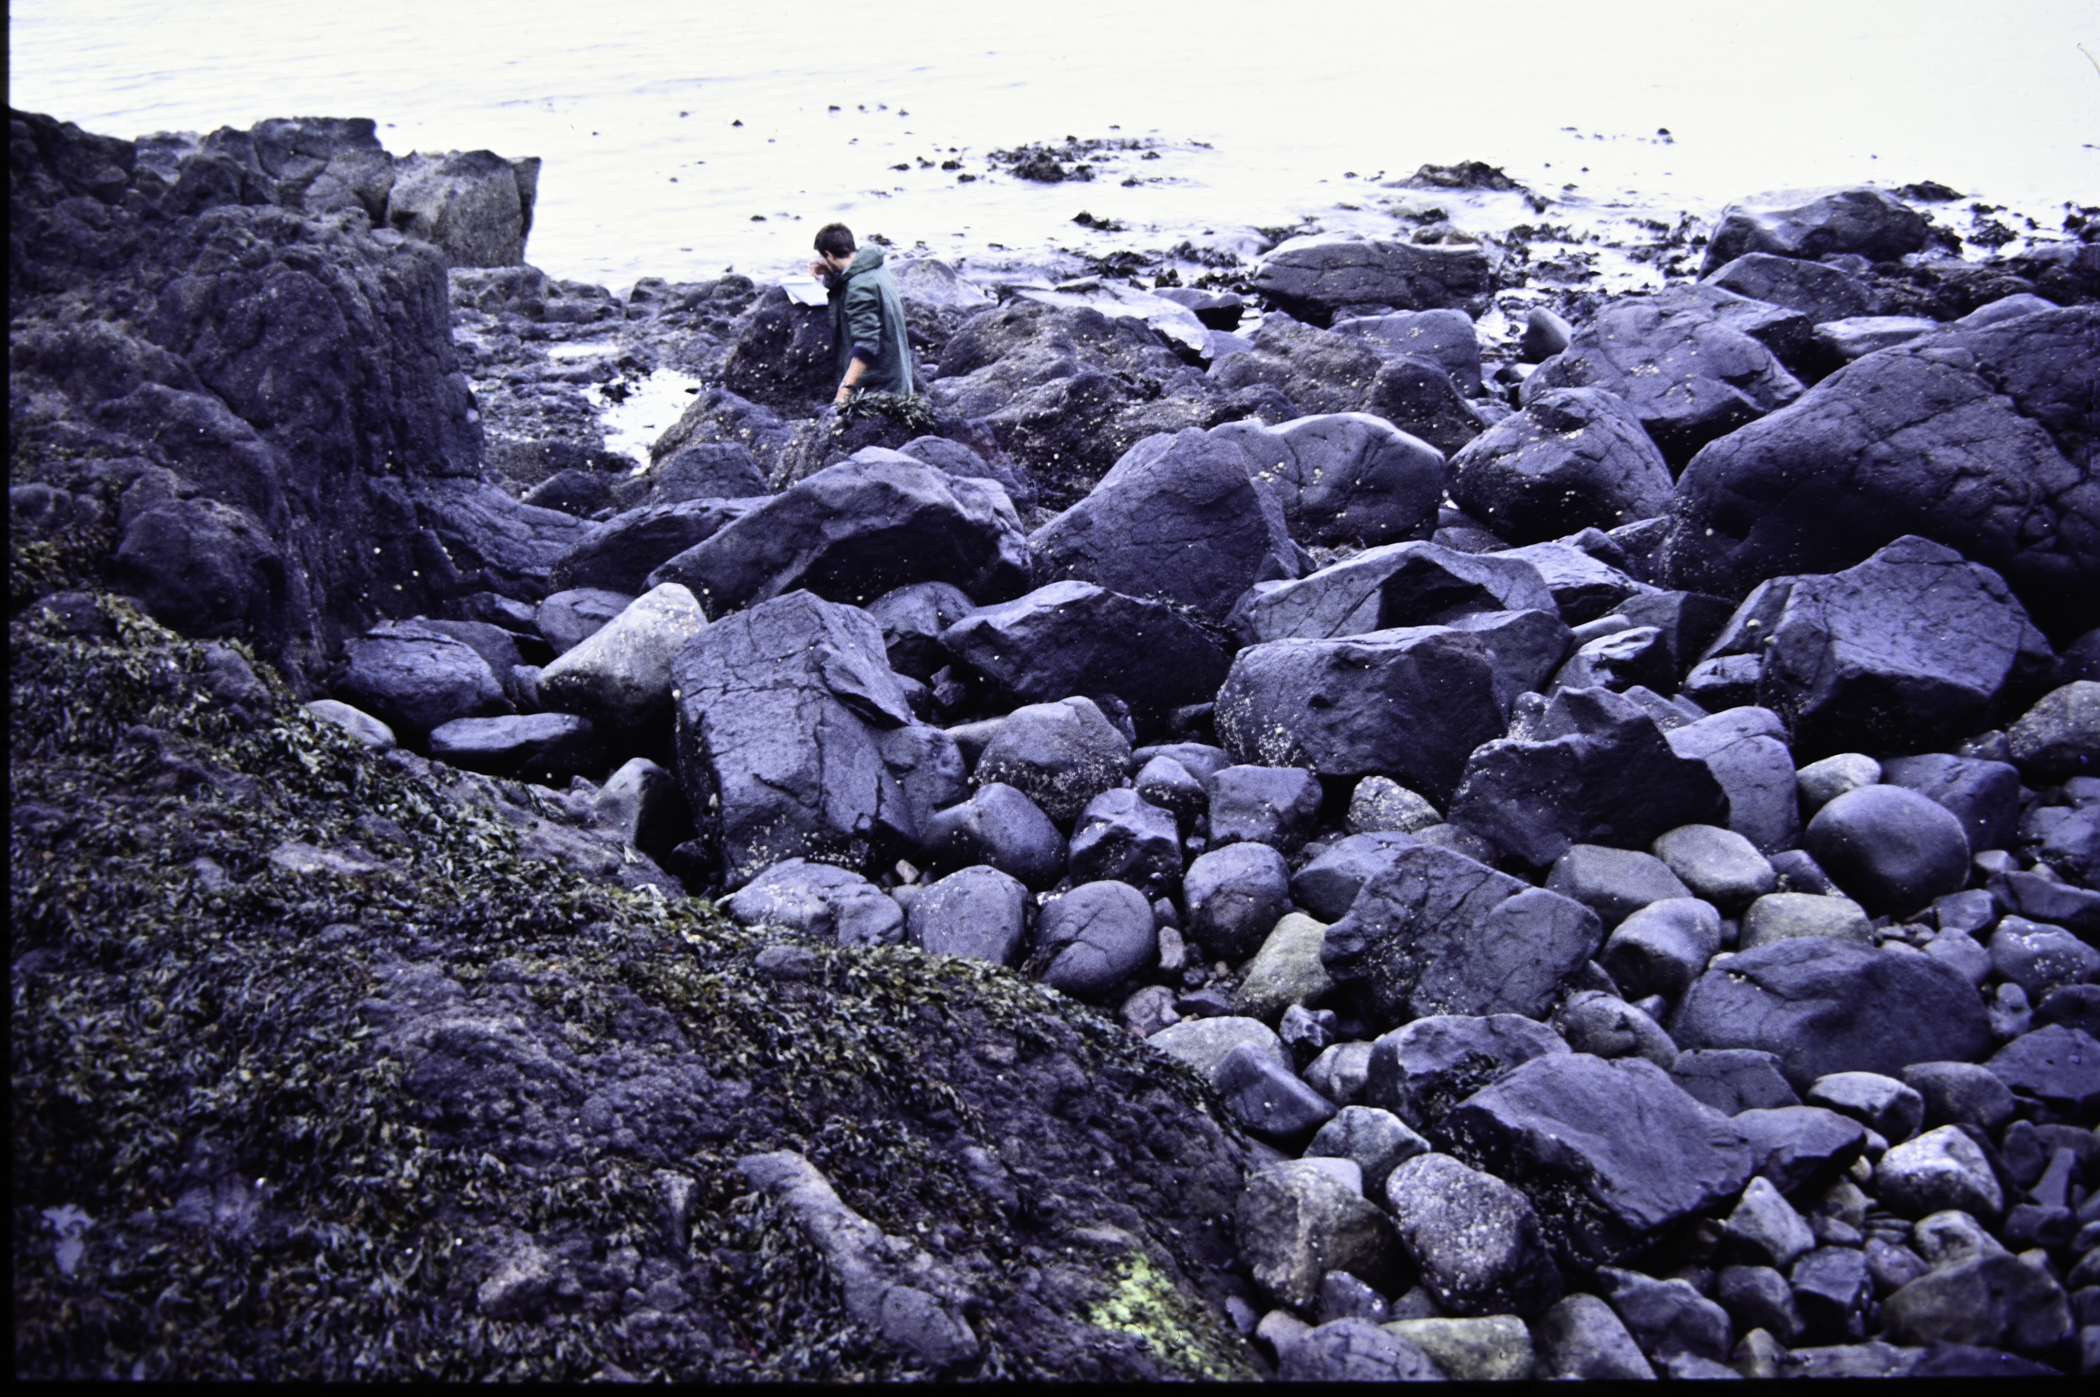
[[11, 106, 2100, 1380]]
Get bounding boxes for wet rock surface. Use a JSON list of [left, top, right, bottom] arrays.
[[15, 108, 2099, 1380]]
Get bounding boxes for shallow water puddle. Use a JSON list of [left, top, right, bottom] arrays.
[[593, 367, 706, 469]]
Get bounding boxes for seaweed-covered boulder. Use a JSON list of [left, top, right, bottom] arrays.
[[938, 580, 1228, 725], [1029, 429, 1297, 623], [670, 591, 921, 886], [1449, 388, 1675, 544], [1216, 628, 1504, 804], [1436, 1053, 1753, 1266], [650, 452, 1031, 613], [1523, 289, 1804, 465], [1209, 413, 1447, 547], [1699, 187, 1930, 275], [1323, 844, 1604, 1029], [1658, 306, 2100, 638], [1671, 939, 1992, 1087], [1446, 687, 1730, 867]]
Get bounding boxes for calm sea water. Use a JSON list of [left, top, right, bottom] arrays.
[[11, 0, 2099, 291]]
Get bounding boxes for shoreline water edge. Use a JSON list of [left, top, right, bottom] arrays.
[[11, 103, 2100, 1381]]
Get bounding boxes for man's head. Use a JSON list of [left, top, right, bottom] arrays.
[[814, 222, 856, 271]]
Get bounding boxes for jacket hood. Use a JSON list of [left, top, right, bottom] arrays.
[[846, 245, 886, 275]]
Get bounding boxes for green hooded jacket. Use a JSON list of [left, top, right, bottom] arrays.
[[829, 245, 915, 397]]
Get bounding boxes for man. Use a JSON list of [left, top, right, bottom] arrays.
[[809, 223, 914, 405]]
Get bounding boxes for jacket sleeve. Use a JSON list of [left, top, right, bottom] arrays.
[[844, 279, 885, 362]]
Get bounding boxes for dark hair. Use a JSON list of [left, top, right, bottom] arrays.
[[813, 222, 856, 258]]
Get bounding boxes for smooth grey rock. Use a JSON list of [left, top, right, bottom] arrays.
[[1671, 939, 1991, 1087], [973, 697, 1129, 824], [1182, 841, 1293, 961], [920, 782, 1064, 888], [1280, 1317, 1447, 1381], [1669, 1048, 1801, 1116], [653, 453, 1031, 612], [1651, 825, 1776, 911], [1602, 898, 1726, 1002], [1216, 627, 1505, 804], [1215, 1040, 1339, 1144], [1146, 1015, 1288, 1082], [1664, 706, 1800, 855], [1253, 232, 1494, 319], [306, 698, 395, 751], [1814, 314, 1938, 363], [1875, 1125, 2004, 1220], [428, 711, 599, 783], [1436, 1053, 1753, 1266], [1448, 686, 1731, 867], [725, 858, 905, 947], [938, 579, 1229, 724], [1553, 990, 1680, 1068], [1232, 913, 1336, 1023], [1364, 1012, 1571, 1133], [1805, 1071, 1925, 1143], [1900, 1061, 2017, 1132], [1724, 1176, 1817, 1271], [1305, 1040, 1375, 1107], [535, 587, 632, 656], [1207, 764, 1324, 854], [1597, 1265, 1734, 1362], [592, 756, 689, 858], [337, 622, 508, 738], [1533, 1293, 1657, 1380], [1739, 892, 1874, 949], [1324, 844, 1604, 1030], [1033, 879, 1155, 998], [1066, 787, 1181, 898], [538, 582, 707, 729], [1803, 783, 1971, 917], [1796, 752, 1882, 811], [1546, 844, 1695, 930], [1380, 1315, 1533, 1381], [1291, 831, 1422, 922], [671, 592, 920, 886], [1732, 1106, 1868, 1195], [1306, 1105, 1430, 1200], [1699, 187, 1929, 275], [906, 864, 1029, 965], [1449, 386, 1675, 544], [1880, 752, 2023, 857]]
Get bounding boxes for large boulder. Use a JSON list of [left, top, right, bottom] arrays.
[[1436, 1053, 1754, 1267], [11, 110, 505, 687], [1801, 785, 1971, 916], [1448, 388, 1676, 544], [1209, 413, 1447, 547], [1446, 686, 1732, 867], [1523, 288, 1804, 465], [1251, 234, 1495, 321], [1658, 306, 2100, 638], [1698, 187, 1930, 275], [549, 498, 758, 595], [1702, 253, 1876, 326], [536, 582, 708, 730], [1717, 537, 2052, 758], [1209, 313, 1386, 415], [383, 148, 540, 268], [1216, 627, 1505, 804], [1671, 939, 1993, 1087], [1029, 429, 1297, 623], [972, 697, 1131, 824], [336, 621, 509, 739], [669, 591, 925, 886], [1231, 541, 1555, 645], [937, 580, 1229, 726], [1323, 844, 1604, 1030], [649, 451, 1031, 614], [1332, 308, 1483, 394]]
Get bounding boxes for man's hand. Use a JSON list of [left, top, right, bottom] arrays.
[[808, 259, 831, 280]]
